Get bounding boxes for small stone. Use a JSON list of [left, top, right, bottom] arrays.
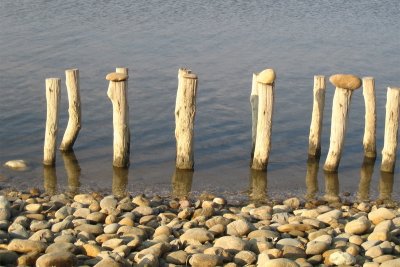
[[248, 229, 279, 240], [36, 252, 76, 267], [17, 252, 40, 266], [189, 253, 220, 267], [282, 245, 306, 259], [75, 223, 104, 235], [82, 243, 102, 257], [0, 196, 10, 220], [74, 194, 95, 205], [46, 242, 78, 254], [257, 69, 276, 85], [104, 223, 119, 234], [368, 208, 395, 225], [317, 210, 342, 224], [180, 228, 214, 244], [258, 258, 299, 267], [380, 258, 400, 267], [25, 203, 42, 213], [226, 219, 253, 237], [283, 197, 301, 209], [4, 159, 28, 170], [102, 238, 124, 250], [276, 238, 303, 249], [365, 245, 383, 258], [165, 250, 188, 265], [306, 241, 329, 255], [277, 223, 313, 233], [214, 236, 247, 253], [106, 72, 128, 82], [329, 74, 361, 90], [29, 229, 53, 243], [87, 211, 106, 223], [349, 235, 364, 245], [345, 216, 371, 234], [100, 196, 118, 214], [234, 250, 256, 265], [368, 220, 392, 241], [8, 239, 47, 253], [55, 206, 74, 220], [73, 208, 91, 218], [133, 206, 153, 216], [329, 251, 356, 265]]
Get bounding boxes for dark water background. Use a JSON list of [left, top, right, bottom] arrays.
[[0, 1, 399, 202]]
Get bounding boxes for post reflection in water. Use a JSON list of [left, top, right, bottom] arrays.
[[43, 165, 57, 196], [171, 168, 193, 199], [62, 150, 81, 195], [112, 167, 129, 198], [323, 171, 340, 203], [357, 157, 375, 202], [379, 171, 394, 203], [249, 169, 267, 204], [305, 157, 320, 200]]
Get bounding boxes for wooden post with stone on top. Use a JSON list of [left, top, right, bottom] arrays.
[[362, 77, 376, 158], [106, 71, 130, 168], [250, 73, 259, 158], [251, 68, 276, 171], [381, 87, 400, 173], [60, 69, 81, 151], [308, 75, 326, 158], [43, 78, 61, 166], [323, 74, 361, 172], [175, 68, 198, 170]]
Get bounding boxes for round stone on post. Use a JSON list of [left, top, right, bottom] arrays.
[[362, 77, 376, 158], [43, 78, 61, 166], [324, 74, 361, 172], [251, 68, 276, 171], [60, 69, 81, 151], [381, 87, 400, 173], [106, 72, 130, 168], [308, 75, 326, 158], [175, 68, 198, 170]]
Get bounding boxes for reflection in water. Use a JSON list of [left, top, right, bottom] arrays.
[[43, 165, 57, 196], [379, 171, 394, 203], [249, 169, 267, 204], [323, 171, 340, 203], [112, 167, 129, 198], [171, 168, 193, 199], [305, 157, 320, 200], [357, 157, 375, 202], [62, 150, 81, 195]]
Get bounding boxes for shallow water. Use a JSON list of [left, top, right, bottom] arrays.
[[0, 1, 399, 202]]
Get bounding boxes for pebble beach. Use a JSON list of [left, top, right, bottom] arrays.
[[0, 188, 399, 267]]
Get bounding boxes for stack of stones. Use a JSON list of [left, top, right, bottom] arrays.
[[0, 189, 399, 266]]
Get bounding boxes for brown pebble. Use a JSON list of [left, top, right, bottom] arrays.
[[106, 72, 128, 82], [329, 74, 361, 90]]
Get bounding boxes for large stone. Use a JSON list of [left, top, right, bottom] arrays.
[[29, 229, 53, 243], [100, 196, 118, 214], [8, 239, 47, 253], [0, 196, 10, 220], [189, 253, 220, 267], [74, 194, 95, 205], [276, 238, 303, 249], [234, 250, 256, 265], [248, 229, 279, 240], [226, 219, 253, 236], [329, 251, 356, 265], [258, 258, 299, 267], [46, 242, 79, 254], [257, 69, 276, 85], [106, 72, 128, 82], [317, 210, 342, 224], [214, 236, 247, 253], [75, 223, 104, 235], [329, 74, 361, 90], [282, 245, 306, 259], [306, 241, 329, 255], [165, 250, 188, 265], [368, 208, 395, 225], [380, 258, 400, 267], [4, 159, 28, 170], [344, 216, 371, 234], [368, 220, 392, 241], [180, 228, 214, 243], [365, 245, 383, 258], [36, 252, 76, 267]]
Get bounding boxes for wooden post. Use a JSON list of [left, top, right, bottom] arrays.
[[43, 78, 61, 166], [323, 171, 340, 203], [379, 171, 394, 202], [106, 72, 130, 168], [324, 74, 361, 172], [62, 150, 81, 195], [171, 168, 193, 199], [175, 68, 198, 170], [362, 77, 376, 158], [43, 165, 57, 196], [251, 68, 276, 170], [381, 87, 400, 173], [250, 73, 258, 158], [305, 157, 319, 200], [249, 169, 267, 204], [112, 166, 128, 198], [357, 157, 375, 202], [60, 69, 81, 151], [308, 75, 326, 158]]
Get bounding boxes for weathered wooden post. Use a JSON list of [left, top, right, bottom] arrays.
[[362, 77, 376, 158], [305, 157, 319, 200], [251, 68, 276, 170], [62, 150, 81, 195], [324, 74, 361, 172], [43, 78, 61, 166], [175, 68, 198, 170], [323, 171, 340, 203], [250, 73, 258, 158], [112, 167, 128, 198], [106, 72, 130, 168], [60, 69, 81, 151], [357, 157, 375, 202], [249, 169, 267, 204], [308, 75, 326, 158], [379, 171, 394, 202], [171, 168, 193, 199], [381, 87, 400, 173]]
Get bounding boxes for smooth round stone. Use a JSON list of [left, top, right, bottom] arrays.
[[4, 159, 28, 170], [349, 235, 364, 245], [73, 208, 91, 218], [374, 255, 396, 264], [248, 229, 279, 240], [257, 69, 276, 84], [154, 225, 171, 237], [75, 223, 103, 235], [102, 238, 124, 250], [306, 241, 329, 255], [282, 245, 306, 259], [312, 234, 332, 245], [25, 213, 45, 221], [106, 72, 128, 82], [46, 242, 78, 254], [36, 252, 76, 267], [87, 212, 106, 223], [380, 258, 400, 267], [165, 250, 189, 265], [189, 253, 219, 267], [30, 220, 51, 231], [74, 194, 95, 205], [317, 210, 342, 224], [329, 251, 356, 265], [206, 216, 231, 228], [214, 236, 247, 253], [119, 217, 135, 226], [89, 201, 101, 212], [51, 218, 73, 232], [368, 208, 395, 225], [258, 258, 299, 267], [8, 239, 47, 253], [277, 223, 313, 233], [180, 228, 214, 243], [329, 74, 361, 90], [276, 238, 303, 249], [227, 219, 253, 237], [283, 198, 301, 209], [133, 206, 154, 216], [0, 250, 18, 265], [54, 234, 76, 243], [82, 243, 102, 257], [29, 229, 53, 243], [249, 206, 272, 220], [104, 223, 119, 234], [0, 196, 10, 221], [25, 203, 42, 213], [234, 250, 256, 265], [100, 196, 118, 214], [345, 216, 371, 234], [17, 251, 40, 266], [365, 245, 383, 258]]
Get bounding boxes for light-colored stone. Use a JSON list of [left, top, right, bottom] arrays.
[[8, 239, 47, 253], [106, 72, 128, 82], [180, 228, 214, 243], [214, 236, 247, 253], [365, 245, 383, 258], [258, 258, 299, 267], [46, 242, 78, 254], [82, 243, 102, 257], [4, 159, 28, 170], [0, 196, 10, 220], [165, 250, 188, 265], [317, 210, 342, 224], [226, 219, 253, 236], [75, 223, 104, 235], [234, 250, 256, 265], [189, 253, 220, 267], [368, 220, 392, 241], [306, 241, 329, 255], [74, 194, 95, 205], [345, 216, 371, 234], [257, 69, 276, 85], [25, 203, 42, 213], [380, 258, 400, 267], [276, 238, 303, 249], [368, 208, 395, 225], [104, 223, 119, 234], [329, 74, 362, 90], [329, 251, 356, 265], [100, 196, 118, 214]]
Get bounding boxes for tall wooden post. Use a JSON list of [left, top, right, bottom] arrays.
[[175, 68, 198, 170], [323, 171, 340, 203], [112, 167, 128, 198], [251, 68, 276, 170], [249, 169, 268, 204], [362, 77, 376, 158], [250, 73, 259, 158], [308, 75, 326, 158], [379, 171, 394, 202], [324, 74, 361, 172], [381, 87, 400, 173], [60, 69, 81, 151], [43, 78, 61, 166]]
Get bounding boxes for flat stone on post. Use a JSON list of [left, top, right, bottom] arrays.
[[257, 68, 276, 85], [329, 74, 362, 90], [106, 72, 128, 82]]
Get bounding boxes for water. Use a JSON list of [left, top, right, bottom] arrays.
[[0, 0, 399, 202]]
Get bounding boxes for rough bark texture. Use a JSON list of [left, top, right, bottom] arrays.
[[43, 78, 61, 166], [107, 75, 130, 168], [175, 68, 198, 170], [324, 87, 352, 172], [308, 75, 326, 158], [362, 77, 376, 158], [60, 69, 81, 151], [381, 87, 400, 172], [252, 83, 274, 170], [249, 169, 267, 203], [112, 166, 128, 198]]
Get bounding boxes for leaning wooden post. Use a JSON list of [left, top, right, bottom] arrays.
[[60, 69, 81, 151], [381, 87, 400, 173], [308, 75, 326, 158], [106, 72, 130, 168], [362, 77, 376, 158], [175, 68, 198, 170], [250, 73, 259, 158], [251, 68, 276, 171], [324, 74, 361, 172], [43, 78, 61, 166]]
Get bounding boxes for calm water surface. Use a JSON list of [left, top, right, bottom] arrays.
[[0, 1, 399, 202]]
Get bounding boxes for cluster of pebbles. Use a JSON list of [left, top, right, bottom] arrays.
[[0, 189, 399, 267]]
